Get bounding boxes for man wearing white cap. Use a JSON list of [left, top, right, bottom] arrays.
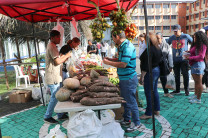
[[167, 24, 193, 96]]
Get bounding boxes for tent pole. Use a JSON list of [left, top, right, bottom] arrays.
[[31, 17, 45, 106], [143, 0, 156, 137], [67, 2, 72, 40]]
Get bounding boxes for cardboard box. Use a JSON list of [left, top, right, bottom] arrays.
[[113, 106, 124, 120], [9, 90, 32, 103]]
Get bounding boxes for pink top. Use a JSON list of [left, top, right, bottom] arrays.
[[189, 44, 207, 66], [97, 43, 101, 49]]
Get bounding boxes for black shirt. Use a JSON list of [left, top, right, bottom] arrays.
[[87, 44, 97, 54], [60, 44, 73, 72], [140, 45, 162, 72]]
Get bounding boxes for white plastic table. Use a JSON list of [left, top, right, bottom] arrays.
[[54, 101, 121, 119]]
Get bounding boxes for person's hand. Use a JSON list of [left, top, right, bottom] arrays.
[[184, 55, 190, 60], [103, 58, 109, 65], [139, 76, 144, 85]]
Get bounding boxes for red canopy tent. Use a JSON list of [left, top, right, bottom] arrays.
[[0, 0, 139, 105], [0, 0, 139, 22]]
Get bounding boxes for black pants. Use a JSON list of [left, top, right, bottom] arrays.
[[160, 76, 169, 94], [173, 61, 189, 92], [101, 52, 106, 59]]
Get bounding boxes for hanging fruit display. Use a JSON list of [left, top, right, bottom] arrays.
[[88, 0, 111, 42], [109, 7, 128, 37], [125, 23, 138, 41], [109, 0, 138, 42]]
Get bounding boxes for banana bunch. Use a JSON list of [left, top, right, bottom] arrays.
[[109, 78, 120, 86], [89, 16, 111, 42]]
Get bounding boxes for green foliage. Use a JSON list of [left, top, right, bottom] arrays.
[[0, 71, 16, 95]]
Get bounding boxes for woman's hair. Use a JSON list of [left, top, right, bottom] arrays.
[[144, 32, 160, 49], [191, 31, 208, 52], [67, 37, 80, 44]]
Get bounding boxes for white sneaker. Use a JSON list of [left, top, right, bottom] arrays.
[[164, 93, 174, 98], [189, 98, 201, 104], [188, 94, 196, 100], [126, 124, 142, 133]]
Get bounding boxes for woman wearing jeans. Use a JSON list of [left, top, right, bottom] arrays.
[[139, 32, 162, 119], [185, 31, 208, 103]]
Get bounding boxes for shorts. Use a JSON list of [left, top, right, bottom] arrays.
[[191, 61, 205, 75]]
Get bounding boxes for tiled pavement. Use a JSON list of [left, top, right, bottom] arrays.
[[1, 86, 208, 138]]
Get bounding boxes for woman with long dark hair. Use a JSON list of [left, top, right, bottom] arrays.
[[185, 31, 208, 103], [139, 32, 162, 119]]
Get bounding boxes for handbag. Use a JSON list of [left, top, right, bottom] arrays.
[[159, 51, 170, 77]]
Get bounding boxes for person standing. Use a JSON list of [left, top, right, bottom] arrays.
[[59, 37, 80, 80], [87, 40, 96, 54], [138, 34, 147, 59], [185, 31, 208, 103], [97, 42, 102, 56], [101, 41, 107, 59], [104, 41, 109, 56], [156, 32, 174, 98], [44, 30, 72, 123], [103, 31, 141, 132], [108, 43, 116, 58], [139, 32, 162, 119], [167, 24, 193, 96]]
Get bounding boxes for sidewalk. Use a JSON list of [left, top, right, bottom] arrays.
[[1, 86, 208, 138]]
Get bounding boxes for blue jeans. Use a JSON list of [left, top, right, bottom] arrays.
[[119, 75, 140, 126], [144, 66, 160, 116], [44, 84, 63, 119]]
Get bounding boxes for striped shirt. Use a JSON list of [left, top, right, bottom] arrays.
[[117, 39, 137, 80]]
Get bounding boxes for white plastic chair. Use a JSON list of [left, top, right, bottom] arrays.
[[13, 65, 30, 88], [39, 70, 51, 104]]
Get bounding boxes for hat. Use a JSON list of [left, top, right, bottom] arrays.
[[173, 24, 181, 31], [199, 28, 205, 33]]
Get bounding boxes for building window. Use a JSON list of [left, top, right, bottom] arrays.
[[195, 24, 198, 28], [186, 6, 189, 10], [147, 5, 153, 8], [163, 15, 170, 19], [204, 0, 206, 4], [139, 16, 144, 20], [163, 4, 169, 8], [196, 2, 199, 6], [138, 5, 143, 9], [186, 16, 189, 20], [139, 26, 144, 30], [195, 13, 199, 18], [203, 12, 205, 16], [149, 26, 154, 30], [171, 4, 176, 8], [147, 16, 154, 20], [155, 16, 160, 20], [171, 15, 176, 19], [155, 5, 160, 8], [202, 23, 205, 27], [186, 26, 189, 30], [191, 25, 194, 29], [131, 16, 138, 20], [163, 26, 170, 30], [155, 26, 161, 30]]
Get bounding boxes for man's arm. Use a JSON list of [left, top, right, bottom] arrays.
[[105, 57, 118, 62], [103, 58, 127, 68], [186, 34, 193, 43], [54, 52, 71, 65]]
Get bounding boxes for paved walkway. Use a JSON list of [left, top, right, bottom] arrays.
[[1, 86, 208, 138]]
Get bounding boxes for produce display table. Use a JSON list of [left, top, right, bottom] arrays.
[[54, 101, 121, 119]]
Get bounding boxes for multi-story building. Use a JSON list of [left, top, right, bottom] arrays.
[[186, 0, 208, 35], [130, 0, 208, 38]]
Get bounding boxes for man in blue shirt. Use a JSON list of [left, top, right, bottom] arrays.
[[167, 24, 193, 96], [103, 31, 141, 132]]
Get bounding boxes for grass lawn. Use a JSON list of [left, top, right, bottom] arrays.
[[0, 71, 16, 95]]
